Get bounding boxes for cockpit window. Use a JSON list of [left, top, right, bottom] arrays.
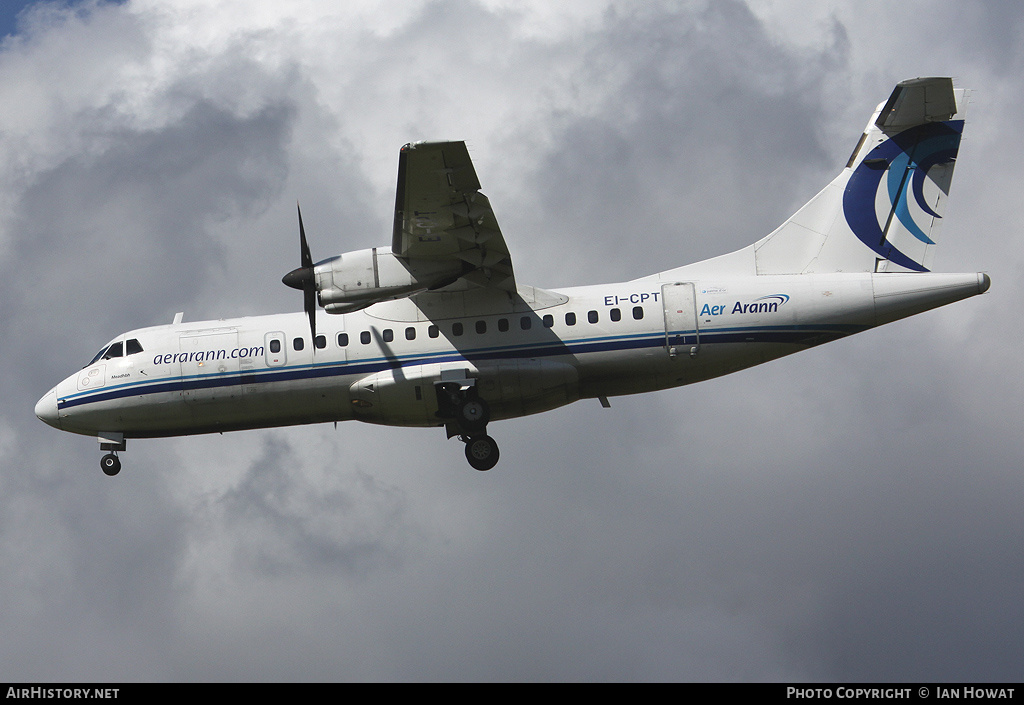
[[84, 338, 143, 367], [86, 346, 109, 367], [103, 342, 124, 359]]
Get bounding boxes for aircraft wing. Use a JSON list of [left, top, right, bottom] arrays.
[[392, 141, 516, 292]]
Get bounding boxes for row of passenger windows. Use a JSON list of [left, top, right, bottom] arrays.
[[89, 304, 650, 365], [276, 306, 647, 352]]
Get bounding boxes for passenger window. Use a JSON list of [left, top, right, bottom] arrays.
[[520, 317, 532, 330], [383, 329, 394, 343], [453, 322, 464, 336], [126, 339, 143, 355], [610, 308, 621, 322], [428, 325, 439, 338], [476, 320, 486, 334], [633, 306, 644, 320], [293, 338, 304, 351], [542, 314, 553, 328], [588, 311, 599, 324], [314, 335, 326, 349], [406, 327, 416, 341], [360, 331, 371, 345], [270, 339, 281, 353], [337, 333, 349, 347], [565, 312, 576, 326], [498, 318, 509, 332], [103, 342, 124, 359]]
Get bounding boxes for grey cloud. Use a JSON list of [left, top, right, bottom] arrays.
[[211, 433, 411, 578], [513, 0, 848, 286], [3, 99, 296, 418]]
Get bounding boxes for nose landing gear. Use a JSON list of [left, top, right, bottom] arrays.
[[98, 433, 125, 477]]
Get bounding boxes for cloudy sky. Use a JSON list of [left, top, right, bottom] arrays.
[[2, 0, 1022, 682]]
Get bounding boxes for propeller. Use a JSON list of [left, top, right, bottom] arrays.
[[282, 203, 318, 345]]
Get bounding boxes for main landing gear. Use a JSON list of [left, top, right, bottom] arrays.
[[436, 383, 500, 471]]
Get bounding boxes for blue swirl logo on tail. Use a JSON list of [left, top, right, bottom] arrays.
[[844, 121, 963, 272]]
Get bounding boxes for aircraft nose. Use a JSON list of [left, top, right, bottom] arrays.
[[35, 390, 60, 429]]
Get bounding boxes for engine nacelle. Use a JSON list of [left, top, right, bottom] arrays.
[[315, 247, 463, 313]]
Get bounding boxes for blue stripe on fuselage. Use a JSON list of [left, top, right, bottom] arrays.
[[57, 324, 864, 410]]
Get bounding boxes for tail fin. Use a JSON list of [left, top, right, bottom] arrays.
[[754, 77, 968, 274]]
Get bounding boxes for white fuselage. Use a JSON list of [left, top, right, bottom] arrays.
[[35, 271, 988, 440]]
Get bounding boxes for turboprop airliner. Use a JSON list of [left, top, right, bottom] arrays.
[[35, 77, 990, 474]]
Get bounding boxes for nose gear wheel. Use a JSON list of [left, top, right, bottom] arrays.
[[100, 453, 121, 476]]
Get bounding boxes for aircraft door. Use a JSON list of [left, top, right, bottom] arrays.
[[265, 331, 286, 367], [661, 282, 699, 357], [179, 329, 240, 403]]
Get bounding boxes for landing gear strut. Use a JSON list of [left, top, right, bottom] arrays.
[[436, 382, 500, 471]]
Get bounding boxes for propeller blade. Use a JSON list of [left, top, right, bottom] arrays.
[[305, 286, 317, 344], [283, 202, 318, 348], [298, 203, 313, 269]]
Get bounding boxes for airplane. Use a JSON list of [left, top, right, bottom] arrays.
[[35, 77, 989, 475]]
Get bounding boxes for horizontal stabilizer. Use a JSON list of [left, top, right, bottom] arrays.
[[876, 77, 957, 130]]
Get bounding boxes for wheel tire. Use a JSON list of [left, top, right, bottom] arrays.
[[100, 454, 121, 476], [457, 396, 490, 432], [464, 435, 499, 471]]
